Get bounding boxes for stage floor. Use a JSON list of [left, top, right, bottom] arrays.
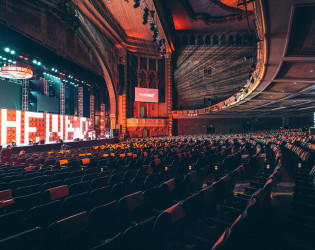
[[2, 138, 117, 154]]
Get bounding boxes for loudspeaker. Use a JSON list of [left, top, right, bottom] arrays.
[[117, 64, 125, 95]]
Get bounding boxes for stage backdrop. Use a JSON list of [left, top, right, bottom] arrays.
[[0, 108, 93, 145]]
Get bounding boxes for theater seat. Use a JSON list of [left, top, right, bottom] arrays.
[[27, 200, 62, 228], [62, 192, 89, 216], [46, 212, 96, 250], [153, 203, 188, 250], [0, 227, 43, 250], [90, 233, 122, 250], [0, 210, 25, 240], [42, 185, 69, 202], [121, 216, 156, 250], [89, 186, 112, 208], [88, 200, 118, 239]]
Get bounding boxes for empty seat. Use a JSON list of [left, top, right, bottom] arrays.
[[90, 177, 109, 191], [88, 200, 118, 239], [116, 191, 154, 231], [121, 216, 156, 250], [0, 189, 13, 201], [0, 210, 25, 239], [62, 192, 89, 216], [0, 227, 43, 250], [42, 185, 69, 202], [90, 233, 122, 250], [89, 186, 112, 207], [46, 212, 95, 250], [14, 192, 41, 211], [27, 200, 62, 228], [41, 180, 63, 192], [81, 173, 98, 182], [63, 176, 81, 186], [69, 181, 90, 196], [15, 184, 41, 197]]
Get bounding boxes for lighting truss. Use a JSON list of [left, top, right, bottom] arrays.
[[60, 81, 65, 115], [41, 78, 49, 96], [90, 94, 95, 128], [135, 0, 168, 58], [100, 104, 106, 137], [22, 79, 29, 111], [78, 87, 83, 117]]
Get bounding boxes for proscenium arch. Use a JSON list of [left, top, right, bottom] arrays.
[[76, 14, 117, 118]]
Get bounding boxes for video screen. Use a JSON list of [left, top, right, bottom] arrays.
[[135, 87, 159, 103], [37, 94, 59, 114]]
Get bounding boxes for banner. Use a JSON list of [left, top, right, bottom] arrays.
[[0, 108, 93, 145]]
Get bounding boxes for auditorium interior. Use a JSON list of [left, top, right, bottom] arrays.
[[0, 0, 314, 249]]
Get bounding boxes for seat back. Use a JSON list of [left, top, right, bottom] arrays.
[[0, 227, 43, 250]]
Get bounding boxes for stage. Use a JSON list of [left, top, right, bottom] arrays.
[[3, 138, 118, 154]]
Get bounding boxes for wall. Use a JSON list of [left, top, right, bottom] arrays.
[[176, 117, 284, 135], [173, 35, 256, 110]]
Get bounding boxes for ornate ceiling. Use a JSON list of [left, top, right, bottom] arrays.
[[167, 0, 255, 32]]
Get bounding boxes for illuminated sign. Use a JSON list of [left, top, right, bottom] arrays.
[[135, 87, 159, 103], [0, 66, 33, 79], [0, 108, 93, 145]]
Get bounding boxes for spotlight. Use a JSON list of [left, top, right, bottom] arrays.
[[150, 23, 155, 31], [133, 0, 140, 8], [33, 59, 37, 64], [10, 50, 15, 55], [4, 48, 10, 52], [37, 62, 41, 66]]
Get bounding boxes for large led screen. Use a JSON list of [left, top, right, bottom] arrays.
[[135, 87, 159, 103], [0, 108, 93, 145]]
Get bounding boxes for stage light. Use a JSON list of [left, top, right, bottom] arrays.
[[8, 59, 12, 62], [2, 58, 7, 60], [33, 59, 37, 64], [52, 68, 55, 71], [10, 50, 15, 55], [150, 23, 155, 31], [13, 61, 16, 64], [4, 48, 10, 52], [134, 0, 140, 8], [0, 56, 2, 58], [37, 62, 41, 65]]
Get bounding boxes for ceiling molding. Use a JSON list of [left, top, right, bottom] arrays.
[[181, 0, 252, 24]]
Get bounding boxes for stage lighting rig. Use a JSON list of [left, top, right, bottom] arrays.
[[134, 0, 140, 8]]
